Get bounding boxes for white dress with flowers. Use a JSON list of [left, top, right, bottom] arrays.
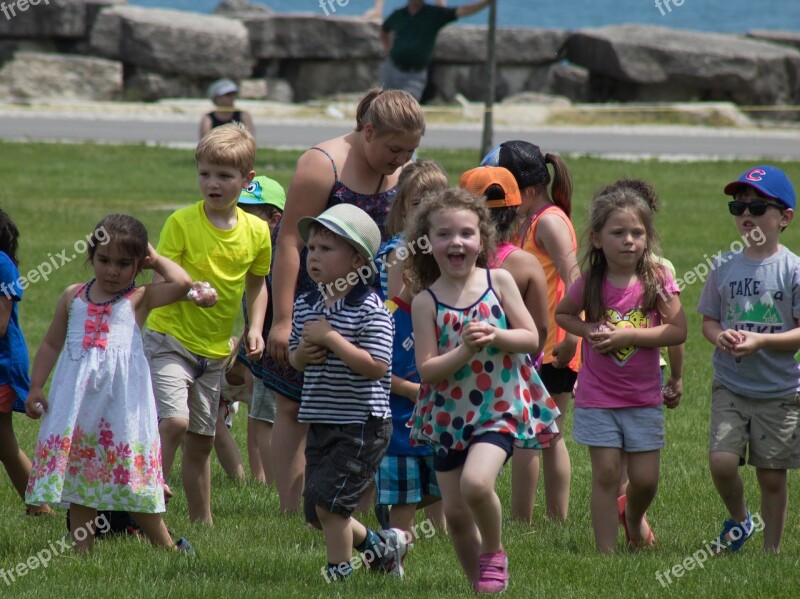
[[25, 285, 165, 513]]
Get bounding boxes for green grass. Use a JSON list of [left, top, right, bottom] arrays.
[[0, 141, 799, 598]]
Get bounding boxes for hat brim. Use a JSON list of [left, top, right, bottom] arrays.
[[237, 197, 265, 205], [297, 216, 374, 261], [723, 180, 790, 207]]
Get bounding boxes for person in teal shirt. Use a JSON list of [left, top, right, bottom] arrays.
[[379, 0, 492, 101]]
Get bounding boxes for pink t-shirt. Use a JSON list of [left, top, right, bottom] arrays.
[[568, 271, 679, 409]]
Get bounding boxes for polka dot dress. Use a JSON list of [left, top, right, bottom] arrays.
[[409, 271, 560, 456]]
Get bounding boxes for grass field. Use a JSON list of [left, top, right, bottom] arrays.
[[0, 140, 799, 598]]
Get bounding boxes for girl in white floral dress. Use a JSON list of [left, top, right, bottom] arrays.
[[25, 215, 193, 553]]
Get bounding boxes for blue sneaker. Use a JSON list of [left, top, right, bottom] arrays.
[[713, 511, 754, 554]]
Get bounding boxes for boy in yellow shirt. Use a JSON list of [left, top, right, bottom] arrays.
[[144, 123, 271, 523]]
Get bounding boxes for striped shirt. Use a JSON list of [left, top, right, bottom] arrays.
[[290, 283, 393, 424]]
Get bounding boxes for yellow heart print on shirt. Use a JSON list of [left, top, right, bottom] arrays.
[[604, 308, 650, 364]]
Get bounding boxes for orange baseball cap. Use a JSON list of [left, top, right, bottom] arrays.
[[458, 166, 522, 209]]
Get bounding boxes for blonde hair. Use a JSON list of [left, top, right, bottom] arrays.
[[196, 122, 255, 176], [355, 88, 426, 139], [386, 160, 448, 236], [404, 187, 496, 293], [580, 187, 665, 322]]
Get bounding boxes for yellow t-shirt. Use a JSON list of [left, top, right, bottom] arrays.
[[146, 201, 272, 358]]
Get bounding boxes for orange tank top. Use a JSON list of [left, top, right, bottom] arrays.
[[518, 205, 581, 372]]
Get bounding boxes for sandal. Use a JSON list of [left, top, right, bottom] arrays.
[[473, 550, 509, 594], [712, 511, 754, 555], [25, 505, 55, 517], [617, 495, 655, 549]]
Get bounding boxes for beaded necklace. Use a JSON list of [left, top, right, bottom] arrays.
[[84, 277, 136, 306]]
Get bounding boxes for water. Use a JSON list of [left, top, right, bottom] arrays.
[[129, 0, 799, 32]]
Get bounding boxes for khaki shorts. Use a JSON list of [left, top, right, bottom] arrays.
[[709, 381, 800, 469], [143, 329, 224, 437]]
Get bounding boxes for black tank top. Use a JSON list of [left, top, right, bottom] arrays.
[[208, 111, 242, 129]]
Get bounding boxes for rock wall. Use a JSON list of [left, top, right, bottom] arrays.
[[0, 0, 797, 113]]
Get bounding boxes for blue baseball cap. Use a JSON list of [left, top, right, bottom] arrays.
[[724, 165, 796, 210]]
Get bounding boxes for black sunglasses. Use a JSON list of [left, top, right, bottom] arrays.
[[727, 200, 784, 217]]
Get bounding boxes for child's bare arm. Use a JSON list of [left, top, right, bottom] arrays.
[[26, 284, 78, 417], [244, 272, 268, 360], [486, 269, 539, 354], [413, 292, 474, 384], [391, 375, 420, 402], [135, 245, 192, 321], [731, 324, 800, 357], [555, 293, 594, 340]]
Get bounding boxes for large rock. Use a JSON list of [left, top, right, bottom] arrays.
[[90, 5, 251, 78], [566, 25, 800, 105], [0, 0, 85, 38], [747, 30, 800, 52], [214, 0, 272, 17], [281, 59, 380, 101], [0, 51, 121, 100], [429, 63, 553, 102], [433, 27, 567, 65], [246, 14, 382, 60]]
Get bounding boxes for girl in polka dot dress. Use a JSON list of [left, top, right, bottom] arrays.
[[405, 188, 559, 594]]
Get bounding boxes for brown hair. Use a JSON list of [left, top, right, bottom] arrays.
[[579, 188, 665, 322], [404, 187, 496, 293], [355, 88, 426, 139], [86, 214, 148, 272], [598, 178, 660, 213], [386, 160, 448, 236], [534, 153, 573, 218], [196, 122, 256, 176]]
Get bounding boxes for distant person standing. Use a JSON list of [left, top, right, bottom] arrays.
[[379, 0, 492, 101], [199, 78, 255, 140]]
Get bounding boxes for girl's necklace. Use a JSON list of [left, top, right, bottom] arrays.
[[84, 277, 135, 306]]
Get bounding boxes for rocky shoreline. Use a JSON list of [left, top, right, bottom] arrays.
[[0, 0, 798, 119]]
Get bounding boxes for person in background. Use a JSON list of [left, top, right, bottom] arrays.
[[379, 0, 492, 101], [199, 78, 255, 140]]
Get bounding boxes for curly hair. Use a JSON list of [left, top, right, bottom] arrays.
[[404, 187, 496, 294], [385, 160, 448, 237]]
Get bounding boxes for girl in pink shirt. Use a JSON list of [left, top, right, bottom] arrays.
[[555, 186, 687, 554]]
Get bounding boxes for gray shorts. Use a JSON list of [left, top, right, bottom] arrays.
[[379, 58, 427, 102], [573, 406, 665, 452], [143, 329, 224, 437], [709, 381, 800, 469], [249, 382, 276, 424]]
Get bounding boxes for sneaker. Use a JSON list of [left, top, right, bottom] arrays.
[[713, 511, 754, 555], [474, 550, 509, 594], [175, 537, 196, 556], [374, 528, 410, 578]]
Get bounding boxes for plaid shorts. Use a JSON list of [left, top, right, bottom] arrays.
[[375, 454, 441, 505]]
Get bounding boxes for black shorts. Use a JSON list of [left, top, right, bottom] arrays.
[[433, 432, 514, 472], [539, 363, 578, 395], [303, 417, 391, 523]]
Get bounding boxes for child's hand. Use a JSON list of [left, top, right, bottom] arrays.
[[588, 321, 630, 354], [551, 337, 577, 368], [141, 243, 159, 270], [296, 338, 327, 365], [187, 281, 218, 308], [729, 331, 762, 359], [244, 330, 264, 360], [462, 320, 494, 351], [302, 318, 334, 347], [716, 329, 745, 354], [662, 376, 682, 409], [25, 389, 47, 419]]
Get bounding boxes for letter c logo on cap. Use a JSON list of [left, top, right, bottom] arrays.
[[746, 169, 766, 182]]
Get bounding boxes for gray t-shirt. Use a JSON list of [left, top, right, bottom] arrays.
[[697, 245, 800, 398]]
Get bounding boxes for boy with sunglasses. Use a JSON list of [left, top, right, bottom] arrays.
[[698, 165, 800, 554]]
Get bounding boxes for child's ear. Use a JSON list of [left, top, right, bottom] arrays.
[[243, 170, 255, 187], [269, 210, 282, 229], [591, 231, 602, 249], [780, 208, 794, 228]]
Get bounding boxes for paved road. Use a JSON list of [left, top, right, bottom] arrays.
[[1, 113, 798, 160]]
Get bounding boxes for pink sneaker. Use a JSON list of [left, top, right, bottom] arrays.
[[473, 550, 508, 593]]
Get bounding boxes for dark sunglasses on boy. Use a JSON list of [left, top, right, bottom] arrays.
[[727, 200, 785, 217]]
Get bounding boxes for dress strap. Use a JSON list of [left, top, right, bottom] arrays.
[[486, 267, 493, 290], [72, 283, 88, 301], [425, 287, 439, 306], [310, 147, 338, 181]]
